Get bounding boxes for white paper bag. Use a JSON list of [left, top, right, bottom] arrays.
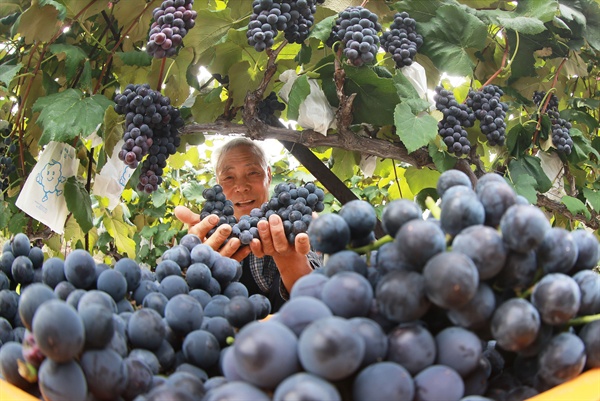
[[279, 69, 336, 136], [92, 139, 135, 210], [16, 141, 79, 234], [401, 62, 436, 109]]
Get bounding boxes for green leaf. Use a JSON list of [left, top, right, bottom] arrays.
[[496, 16, 547, 35], [227, 60, 261, 107], [169, 146, 200, 170], [390, 0, 442, 22], [508, 155, 552, 193], [14, 3, 61, 44], [419, 4, 487, 76], [154, 47, 195, 107], [33, 89, 113, 146], [64, 177, 93, 233], [393, 72, 430, 114], [561, 196, 591, 219], [404, 167, 441, 196], [343, 66, 400, 126], [39, 0, 66, 20], [182, 181, 206, 203], [310, 15, 336, 42], [506, 123, 535, 156], [513, 174, 538, 203], [49, 44, 86, 83], [102, 212, 137, 258], [582, 188, 600, 212], [152, 188, 168, 208], [184, 8, 236, 63], [287, 75, 310, 121], [8, 210, 28, 234], [116, 51, 153, 67], [0, 63, 22, 87], [295, 43, 312, 65], [394, 103, 439, 154], [569, 128, 600, 163], [102, 107, 124, 160], [331, 148, 358, 181], [139, 225, 159, 240], [429, 143, 457, 173], [191, 87, 225, 124]]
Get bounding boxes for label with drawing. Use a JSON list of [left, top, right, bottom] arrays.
[[16, 142, 79, 234]]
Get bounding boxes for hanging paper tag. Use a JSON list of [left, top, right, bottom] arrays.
[[92, 139, 135, 210], [15, 141, 79, 234]]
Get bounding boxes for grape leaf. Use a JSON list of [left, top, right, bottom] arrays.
[[404, 166, 441, 196], [63, 0, 106, 19], [287, 75, 310, 121], [102, 211, 137, 258], [343, 65, 400, 126], [151, 47, 194, 107], [50, 43, 87, 81], [111, 1, 155, 44], [0, 63, 22, 88], [184, 8, 236, 63], [116, 51, 153, 67], [582, 188, 600, 212], [191, 87, 225, 124], [508, 156, 552, 194], [310, 15, 336, 42], [182, 181, 206, 203], [331, 148, 358, 181], [14, 3, 61, 44], [513, 174, 538, 203], [419, 4, 487, 76], [64, 177, 93, 233], [227, 60, 261, 107], [39, 0, 66, 20], [33, 89, 113, 146], [561, 196, 591, 219], [169, 146, 200, 170], [394, 103, 438, 154], [102, 107, 124, 159]]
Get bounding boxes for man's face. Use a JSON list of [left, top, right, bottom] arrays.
[[216, 146, 271, 219]]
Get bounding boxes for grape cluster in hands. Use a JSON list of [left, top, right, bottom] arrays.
[[434, 86, 476, 156], [0, 125, 17, 193], [246, 0, 325, 52], [328, 6, 382, 66], [467, 85, 508, 146], [533, 91, 573, 155], [146, 0, 197, 59], [113, 83, 184, 193], [380, 12, 423, 68], [201, 181, 325, 246]]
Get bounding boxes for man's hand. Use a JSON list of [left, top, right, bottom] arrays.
[[174, 205, 251, 262], [249, 214, 311, 259]]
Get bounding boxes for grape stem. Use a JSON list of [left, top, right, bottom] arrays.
[[349, 234, 394, 255], [425, 196, 441, 220], [568, 313, 600, 326], [157, 57, 167, 91], [480, 29, 511, 88]]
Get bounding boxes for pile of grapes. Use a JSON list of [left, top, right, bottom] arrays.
[[327, 6, 382, 66], [435, 85, 509, 155], [0, 125, 17, 194], [1, 170, 599, 401], [200, 181, 325, 246], [146, 0, 197, 59], [533, 91, 574, 155], [380, 11, 423, 68], [113, 83, 184, 194], [246, 0, 325, 52]]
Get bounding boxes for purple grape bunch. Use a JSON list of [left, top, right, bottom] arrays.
[[146, 0, 197, 59], [113, 83, 184, 193]]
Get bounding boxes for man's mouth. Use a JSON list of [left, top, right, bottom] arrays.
[[235, 200, 254, 207]]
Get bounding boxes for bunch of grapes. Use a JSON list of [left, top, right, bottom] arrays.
[[113, 83, 184, 193], [146, 0, 197, 59], [380, 11, 423, 68], [246, 0, 324, 52], [533, 91, 573, 155], [467, 85, 508, 146], [257, 91, 286, 125], [0, 125, 17, 194], [200, 181, 325, 245], [327, 6, 382, 66], [434, 86, 476, 156]]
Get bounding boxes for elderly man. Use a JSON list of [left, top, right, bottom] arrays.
[[175, 137, 320, 311]]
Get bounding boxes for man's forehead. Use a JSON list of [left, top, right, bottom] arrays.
[[219, 161, 262, 172]]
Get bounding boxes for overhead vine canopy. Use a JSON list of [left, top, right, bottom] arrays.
[[0, 0, 598, 259]]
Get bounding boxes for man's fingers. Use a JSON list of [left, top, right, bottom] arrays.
[[174, 205, 200, 225], [204, 224, 232, 250], [249, 238, 266, 258], [294, 233, 311, 255]]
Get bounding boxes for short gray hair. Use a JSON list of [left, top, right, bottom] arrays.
[[212, 137, 269, 173]]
